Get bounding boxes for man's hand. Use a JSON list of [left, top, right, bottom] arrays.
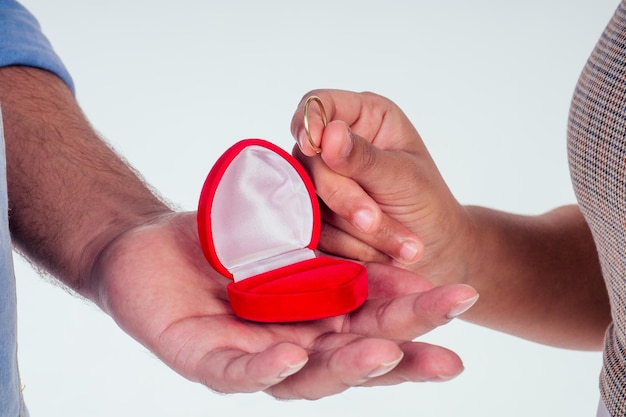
[[90, 211, 478, 399]]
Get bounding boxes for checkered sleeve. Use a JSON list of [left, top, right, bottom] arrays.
[[568, 1, 626, 416]]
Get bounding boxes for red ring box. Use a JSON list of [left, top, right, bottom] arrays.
[[197, 139, 368, 322]]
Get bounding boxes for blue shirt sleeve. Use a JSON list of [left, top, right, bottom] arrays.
[[0, 0, 75, 93]]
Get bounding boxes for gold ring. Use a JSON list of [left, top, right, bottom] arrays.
[[303, 96, 327, 154]]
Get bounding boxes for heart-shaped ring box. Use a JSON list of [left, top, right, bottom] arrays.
[[197, 139, 368, 322]]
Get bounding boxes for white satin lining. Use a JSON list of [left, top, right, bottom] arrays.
[[211, 145, 315, 281]]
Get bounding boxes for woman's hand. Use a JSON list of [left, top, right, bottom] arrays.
[[291, 90, 470, 285]]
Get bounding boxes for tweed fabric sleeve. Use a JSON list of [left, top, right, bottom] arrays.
[[568, 1, 626, 415], [0, 0, 74, 92]]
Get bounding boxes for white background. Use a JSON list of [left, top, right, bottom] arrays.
[[13, 1, 620, 416]]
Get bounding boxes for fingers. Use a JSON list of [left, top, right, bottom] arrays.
[[194, 342, 309, 394], [265, 337, 465, 400], [162, 265, 476, 400], [265, 336, 404, 400], [317, 221, 391, 266], [188, 275, 477, 399], [263, 274, 476, 398], [291, 89, 365, 156], [291, 89, 404, 156], [295, 145, 424, 265], [319, 120, 411, 189], [314, 120, 423, 209], [361, 340, 464, 386], [364, 262, 436, 297], [182, 320, 467, 400], [294, 143, 385, 235], [187, 331, 465, 400], [350, 277, 479, 340], [291, 89, 442, 265]]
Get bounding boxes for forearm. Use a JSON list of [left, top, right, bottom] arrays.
[[458, 204, 609, 350], [0, 66, 171, 297]]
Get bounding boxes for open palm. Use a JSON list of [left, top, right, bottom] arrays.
[[88, 211, 477, 399]]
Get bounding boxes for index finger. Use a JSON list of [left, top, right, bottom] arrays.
[[291, 89, 389, 155]]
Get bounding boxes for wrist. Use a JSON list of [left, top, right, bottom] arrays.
[[406, 201, 476, 287], [77, 208, 173, 302], [1, 66, 172, 298]]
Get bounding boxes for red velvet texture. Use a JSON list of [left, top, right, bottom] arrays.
[[228, 257, 368, 322]]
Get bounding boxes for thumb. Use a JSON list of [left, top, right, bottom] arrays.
[[320, 121, 409, 197]]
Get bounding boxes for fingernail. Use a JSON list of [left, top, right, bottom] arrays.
[[428, 369, 464, 382], [367, 355, 403, 378], [296, 128, 307, 151], [447, 294, 479, 319], [353, 209, 376, 233], [278, 358, 308, 378], [398, 240, 420, 263], [339, 127, 354, 157]]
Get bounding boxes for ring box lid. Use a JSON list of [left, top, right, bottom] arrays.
[[198, 139, 320, 281]]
